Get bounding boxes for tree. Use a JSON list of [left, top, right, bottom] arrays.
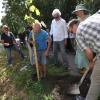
[[2, 0, 41, 35], [2, 0, 28, 34], [77, 0, 100, 13], [2, 0, 99, 34]]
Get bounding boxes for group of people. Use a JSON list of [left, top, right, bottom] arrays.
[[68, 4, 100, 100], [0, 3, 100, 100]]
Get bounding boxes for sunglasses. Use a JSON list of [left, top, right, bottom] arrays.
[[4, 28, 8, 31]]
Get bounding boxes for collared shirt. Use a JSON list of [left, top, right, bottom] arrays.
[[76, 10, 100, 58], [50, 18, 68, 41]]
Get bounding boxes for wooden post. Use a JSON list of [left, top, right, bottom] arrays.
[[32, 30, 40, 81]]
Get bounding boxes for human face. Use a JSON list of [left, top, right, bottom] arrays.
[[53, 13, 60, 20], [3, 28, 9, 34], [75, 10, 84, 18], [33, 24, 41, 33]]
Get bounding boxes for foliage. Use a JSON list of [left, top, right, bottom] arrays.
[[2, 0, 77, 33], [2, 0, 40, 34], [2, 0, 27, 34], [1, 0, 99, 34], [77, 0, 100, 13], [0, 48, 68, 99]]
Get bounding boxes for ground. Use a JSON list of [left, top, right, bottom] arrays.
[[1, 44, 99, 100]]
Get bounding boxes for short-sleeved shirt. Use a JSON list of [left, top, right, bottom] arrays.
[[1, 32, 15, 48], [29, 29, 48, 51]]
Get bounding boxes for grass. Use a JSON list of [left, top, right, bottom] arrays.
[[0, 46, 100, 100], [0, 47, 69, 100]]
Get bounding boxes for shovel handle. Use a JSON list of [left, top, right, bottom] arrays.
[[32, 30, 40, 81], [79, 68, 90, 86]]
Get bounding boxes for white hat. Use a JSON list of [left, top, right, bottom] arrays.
[[52, 9, 61, 17]]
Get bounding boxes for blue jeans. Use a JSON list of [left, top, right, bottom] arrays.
[[5, 45, 24, 64], [53, 40, 69, 67]]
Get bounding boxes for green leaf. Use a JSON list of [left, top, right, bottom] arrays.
[[29, 5, 36, 12], [24, 14, 30, 20], [29, 0, 32, 4], [34, 19, 39, 23], [35, 8, 40, 16], [25, 0, 32, 6]]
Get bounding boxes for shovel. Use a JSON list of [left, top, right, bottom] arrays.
[[32, 30, 40, 81], [67, 68, 90, 95]]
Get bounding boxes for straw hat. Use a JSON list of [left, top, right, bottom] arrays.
[[72, 4, 89, 14]]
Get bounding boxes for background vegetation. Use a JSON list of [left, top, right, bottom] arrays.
[[1, 0, 100, 34]]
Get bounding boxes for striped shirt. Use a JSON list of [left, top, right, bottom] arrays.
[[76, 10, 100, 58]]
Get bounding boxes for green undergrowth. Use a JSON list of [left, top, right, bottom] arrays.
[[0, 48, 69, 100]]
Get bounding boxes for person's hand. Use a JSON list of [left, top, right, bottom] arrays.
[[89, 57, 97, 70], [64, 39, 67, 46], [4, 43, 10, 46], [30, 40, 35, 45], [44, 50, 49, 57]]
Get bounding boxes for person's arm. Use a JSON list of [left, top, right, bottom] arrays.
[[64, 21, 68, 46], [85, 48, 94, 62], [88, 57, 97, 70], [45, 34, 51, 57], [28, 31, 35, 45], [50, 21, 53, 36], [10, 32, 16, 44], [49, 21, 54, 42]]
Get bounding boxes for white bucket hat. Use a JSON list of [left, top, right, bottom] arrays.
[[52, 9, 61, 17], [72, 4, 89, 14]]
